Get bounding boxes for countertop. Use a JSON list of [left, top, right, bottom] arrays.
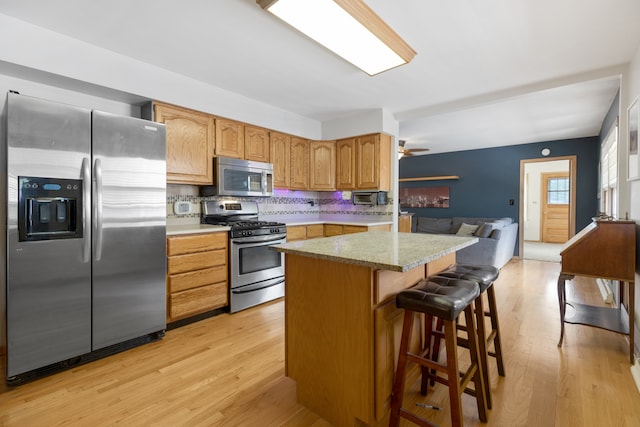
[[273, 231, 477, 272], [261, 215, 393, 227], [166, 224, 230, 236]]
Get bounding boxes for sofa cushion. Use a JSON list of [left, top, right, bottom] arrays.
[[495, 217, 514, 225], [489, 228, 502, 239], [456, 223, 479, 236], [451, 217, 498, 233], [474, 222, 494, 238], [484, 220, 506, 231], [416, 217, 452, 234]]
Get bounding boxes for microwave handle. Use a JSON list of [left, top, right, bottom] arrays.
[[262, 171, 267, 195]]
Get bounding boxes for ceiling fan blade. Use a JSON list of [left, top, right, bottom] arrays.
[[407, 148, 429, 153]]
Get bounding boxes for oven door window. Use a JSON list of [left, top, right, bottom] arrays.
[[238, 244, 282, 275]]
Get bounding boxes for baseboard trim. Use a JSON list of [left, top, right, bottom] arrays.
[[595, 278, 613, 304]]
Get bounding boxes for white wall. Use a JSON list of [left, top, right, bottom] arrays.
[[523, 160, 570, 241], [322, 109, 400, 226], [623, 42, 640, 358], [0, 13, 322, 139]]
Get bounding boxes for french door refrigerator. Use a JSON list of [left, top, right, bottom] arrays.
[[5, 92, 167, 383]]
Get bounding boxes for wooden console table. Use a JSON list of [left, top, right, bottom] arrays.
[[557, 219, 636, 363]]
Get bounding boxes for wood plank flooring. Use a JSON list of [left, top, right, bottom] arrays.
[[1, 259, 639, 426]]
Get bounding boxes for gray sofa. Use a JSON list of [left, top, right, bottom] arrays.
[[412, 216, 518, 269]]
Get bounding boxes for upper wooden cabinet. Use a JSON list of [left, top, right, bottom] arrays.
[[245, 125, 270, 163], [153, 102, 215, 185], [270, 132, 290, 189], [215, 118, 245, 159], [336, 138, 356, 189], [290, 137, 310, 190], [309, 140, 336, 191], [355, 133, 391, 191], [336, 133, 391, 191]]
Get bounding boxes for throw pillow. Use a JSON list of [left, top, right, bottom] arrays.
[[474, 222, 494, 238], [456, 223, 479, 236]]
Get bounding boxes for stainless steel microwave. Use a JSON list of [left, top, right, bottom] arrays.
[[200, 157, 274, 197]]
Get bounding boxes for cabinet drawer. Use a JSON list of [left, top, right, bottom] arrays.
[[167, 232, 227, 256], [306, 224, 324, 239], [342, 225, 368, 234], [169, 282, 228, 321], [287, 226, 307, 242], [374, 265, 425, 305], [168, 249, 226, 275], [367, 224, 391, 232], [324, 224, 343, 236], [168, 265, 227, 293]]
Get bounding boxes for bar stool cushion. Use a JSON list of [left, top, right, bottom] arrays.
[[396, 278, 479, 321], [437, 264, 499, 292]]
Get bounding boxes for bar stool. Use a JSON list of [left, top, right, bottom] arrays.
[[431, 264, 505, 409], [389, 278, 487, 427]]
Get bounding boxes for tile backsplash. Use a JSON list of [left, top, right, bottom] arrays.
[[166, 185, 393, 225]]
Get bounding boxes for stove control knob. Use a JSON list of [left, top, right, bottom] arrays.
[[219, 204, 225, 210]]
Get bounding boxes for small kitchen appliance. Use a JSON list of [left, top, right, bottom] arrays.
[[200, 156, 274, 198]]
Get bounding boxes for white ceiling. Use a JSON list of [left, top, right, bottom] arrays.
[[1, 0, 639, 155]]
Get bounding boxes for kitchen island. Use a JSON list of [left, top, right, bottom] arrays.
[[274, 231, 477, 427]]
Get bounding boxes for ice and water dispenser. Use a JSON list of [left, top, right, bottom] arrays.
[[18, 176, 83, 241]]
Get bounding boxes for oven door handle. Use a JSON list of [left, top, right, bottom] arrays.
[[232, 277, 285, 294], [232, 234, 286, 244]]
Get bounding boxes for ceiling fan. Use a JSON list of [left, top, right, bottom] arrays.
[[398, 140, 429, 158]]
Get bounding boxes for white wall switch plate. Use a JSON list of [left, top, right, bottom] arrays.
[[173, 201, 191, 215]]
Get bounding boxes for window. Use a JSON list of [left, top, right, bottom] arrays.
[[600, 120, 618, 217], [547, 177, 569, 204]]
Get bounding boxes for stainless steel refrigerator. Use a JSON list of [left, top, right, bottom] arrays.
[[5, 92, 167, 382]]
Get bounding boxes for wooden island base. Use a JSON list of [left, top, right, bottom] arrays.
[[284, 252, 455, 426]]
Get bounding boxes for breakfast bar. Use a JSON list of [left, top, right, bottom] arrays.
[[274, 231, 478, 427]]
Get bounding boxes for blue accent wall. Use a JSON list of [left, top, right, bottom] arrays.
[[399, 137, 600, 248]]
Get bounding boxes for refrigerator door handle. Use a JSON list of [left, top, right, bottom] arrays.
[[82, 157, 91, 263], [93, 158, 104, 261]]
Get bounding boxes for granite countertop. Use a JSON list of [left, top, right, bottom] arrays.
[[166, 224, 230, 236], [263, 215, 393, 227], [274, 231, 477, 272]]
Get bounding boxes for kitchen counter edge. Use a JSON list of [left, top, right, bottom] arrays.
[[264, 217, 394, 227], [166, 224, 230, 236], [274, 231, 478, 272]]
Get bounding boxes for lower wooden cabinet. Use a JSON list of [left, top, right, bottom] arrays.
[[286, 224, 325, 242], [289, 223, 392, 240], [166, 232, 228, 323], [306, 224, 324, 239], [325, 223, 391, 236], [398, 214, 413, 233]]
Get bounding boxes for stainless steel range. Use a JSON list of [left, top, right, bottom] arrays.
[[202, 200, 285, 313]]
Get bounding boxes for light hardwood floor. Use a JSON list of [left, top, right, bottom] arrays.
[[1, 259, 639, 426]]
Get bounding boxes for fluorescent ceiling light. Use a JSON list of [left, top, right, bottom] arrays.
[[258, 0, 416, 76]]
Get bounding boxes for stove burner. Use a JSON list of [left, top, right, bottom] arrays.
[[230, 220, 283, 230]]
